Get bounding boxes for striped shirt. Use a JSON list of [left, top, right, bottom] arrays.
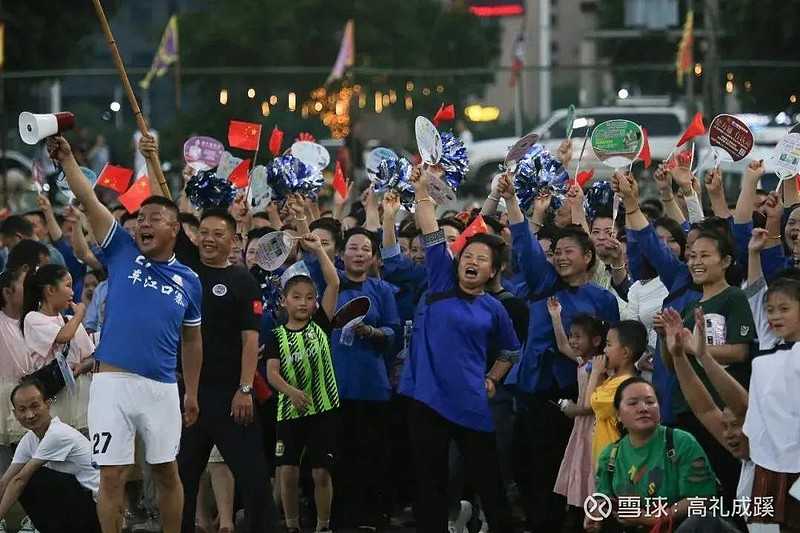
[[266, 309, 339, 421]]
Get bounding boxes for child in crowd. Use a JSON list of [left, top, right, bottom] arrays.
[[585, 320, 646, 467], [265, 234, 340, 533], [547, 300, 608, 530], [19, 265, 95, 432]]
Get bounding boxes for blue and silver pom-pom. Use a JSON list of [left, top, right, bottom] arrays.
[[584, 180, 614, 221], [372, 157, 416, 211], [266, 155, 324, 201], [439, 132, 469, 192], [513, 144, 570, 212], [251, 265, 283, 319], [184, 170, 237, 210]]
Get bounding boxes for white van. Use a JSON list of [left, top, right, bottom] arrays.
[[463, 105, 688, 196]]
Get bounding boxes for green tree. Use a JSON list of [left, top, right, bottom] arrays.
[[177, 0, 500, 150]]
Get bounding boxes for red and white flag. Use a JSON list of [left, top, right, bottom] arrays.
[[509, 33, 525, 88]]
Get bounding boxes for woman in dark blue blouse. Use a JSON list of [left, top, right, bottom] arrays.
[[497, 172, 620, 532], [399, 165, 521, 533]]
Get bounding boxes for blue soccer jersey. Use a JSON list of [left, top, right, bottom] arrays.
[[94, 221, 202, 383]]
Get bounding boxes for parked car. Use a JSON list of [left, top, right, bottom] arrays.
[[462, 105, 689, 196]]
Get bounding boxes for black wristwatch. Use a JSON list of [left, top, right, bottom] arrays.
[[238, 385, 253, 395]]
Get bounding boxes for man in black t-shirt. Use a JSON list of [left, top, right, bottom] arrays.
[[175, 208, 276, 533]]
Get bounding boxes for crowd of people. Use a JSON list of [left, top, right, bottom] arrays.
[[0, 125, 797, 533]]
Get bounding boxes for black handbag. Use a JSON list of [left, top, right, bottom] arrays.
[[22, 341, 70, 399]]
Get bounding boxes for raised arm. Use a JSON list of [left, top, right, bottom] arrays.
[[381, 191, 400, 249], [499, 173, 558, 294], [300, 234, 340, 318], [46, 137, 115, 244], [663, 308, 726, 442], [38, 195, 63, 242], [412, 165, 439, 235], [651, 162, 685, 224], [332, 179, 353, 222], [286, 194, 310, 235], [618, 171, 687, 290], [568, 183, 589, 234], [362, 188, 381, 232], [670, 157, 702, 223], [734, 160, 765, 223], [480, 171, 506, 216], [547, 296, 579, 362], [64, 206, 103, 272], [704, 167, 730, 219], [139, 133, 165, 198]]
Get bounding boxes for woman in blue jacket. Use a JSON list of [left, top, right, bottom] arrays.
[[497, 173, 620, 532]]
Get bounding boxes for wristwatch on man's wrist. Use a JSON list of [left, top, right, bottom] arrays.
[[238, 385, 253, 395]]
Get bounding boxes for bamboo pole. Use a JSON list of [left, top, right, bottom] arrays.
[[91, 0, 172, 199]]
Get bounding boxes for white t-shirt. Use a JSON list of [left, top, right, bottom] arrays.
[[23, 312, 94, 370], [12, 417, 99, 499], [744, 277, 778, 351], [743, 342, 800, 473]]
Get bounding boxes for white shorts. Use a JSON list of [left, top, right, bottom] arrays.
[[88, 372, 181, 466]]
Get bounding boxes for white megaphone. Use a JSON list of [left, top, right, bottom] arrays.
[[18, 111, 76, 145]]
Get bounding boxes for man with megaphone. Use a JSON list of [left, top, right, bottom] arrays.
[[44, 135, 203, 533]]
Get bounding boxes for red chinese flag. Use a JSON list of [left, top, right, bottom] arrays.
[[228, 158, 252, 189], [118, 176, 152, 214], [269, 126, 284, 157], [432, 104, 456, 127], [450, 215, 489, 255], [228, 120, 262, 151], [676, 112, 705, 147], [96, 164, 133, 193], [332, 161, 348, 198], [576, 168, 595, 187], [640, 128, 652, 170]]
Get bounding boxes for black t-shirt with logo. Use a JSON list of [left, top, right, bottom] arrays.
[[198, 263, 263, 390]]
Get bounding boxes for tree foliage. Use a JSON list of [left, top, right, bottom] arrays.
[[178, 0, 501, 143]]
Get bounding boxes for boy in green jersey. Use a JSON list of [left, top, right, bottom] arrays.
[[266, 234, 340, 533]]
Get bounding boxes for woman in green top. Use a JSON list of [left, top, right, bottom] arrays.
[[660, 229, 755, 510], [586, 377, 717, 532]]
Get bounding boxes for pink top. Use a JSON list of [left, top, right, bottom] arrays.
[[22, 312, 95, 371], [0, 311, 34, 378]]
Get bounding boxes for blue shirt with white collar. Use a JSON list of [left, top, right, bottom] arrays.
[[94, 221, 202, 383]]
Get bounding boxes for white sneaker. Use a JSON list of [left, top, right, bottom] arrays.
[[447, 522, 458, 533], [453, 500, 472, 533], [18, 516, 39, 533]]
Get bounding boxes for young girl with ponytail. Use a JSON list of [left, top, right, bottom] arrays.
[[20, 265, 95, 431]]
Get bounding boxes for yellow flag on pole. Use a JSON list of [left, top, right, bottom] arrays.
[[676, 11, 694, 87]]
